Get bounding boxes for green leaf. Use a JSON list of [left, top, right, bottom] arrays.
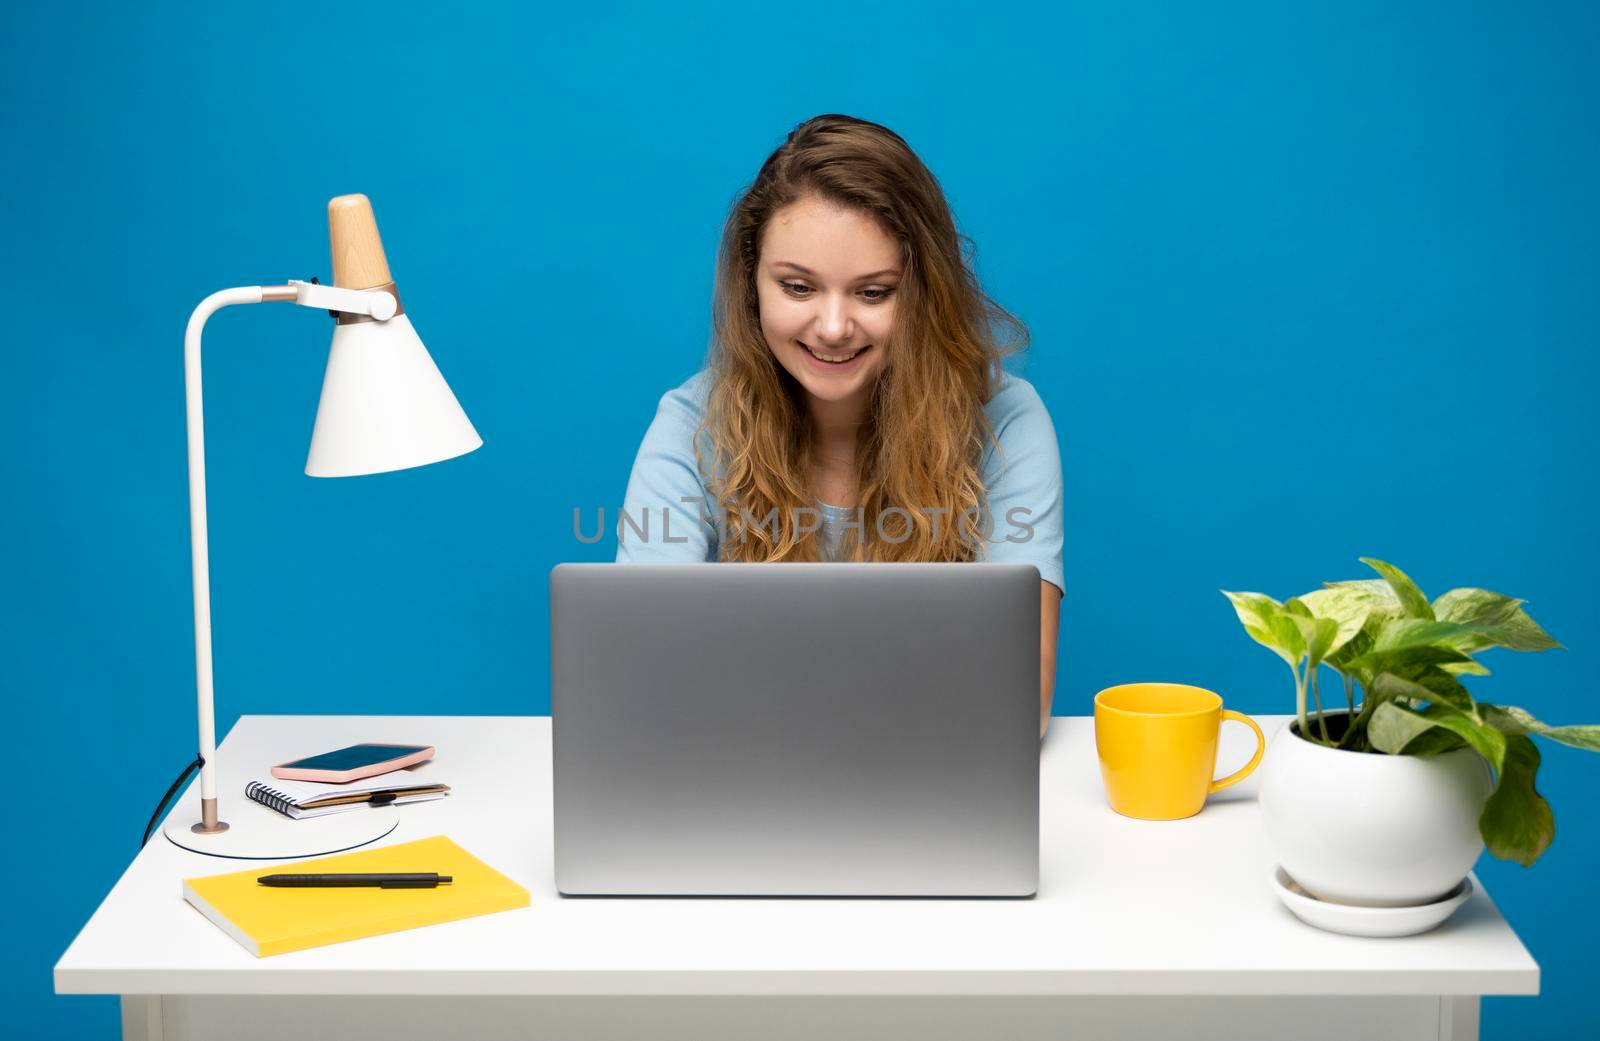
[[1338, 617, 1478, 683], [1369, 672, 1428, 708], [1326, 627, 1373, 674], [1222, 590, 1280, 633], [1415, 704, 1508, 769], [1369, 701, 1438, 754], [1470, 611, 1562, 653], [1434, 587, 1526, 627], [1223, 589, 1280, 614], [1266, 612, 1309, 666], [1222, 591, 1305, 669], [1481, 704, 1600, 753], [1370, 670, 1476, 716], [1539, 726, 1600, 752], [1285, 598, 1339, 668], [1366, 700, 1506, 768], [1341, 644, 1474, 684], [1432, 587, 1563, 653], [1433, 585, 1555, 652], [1402, 727, 1469, 756], [1479, 734, 1554, 867], [1360, 558, 1435, 620], [1365, 616, 1538, 675], [1297, 587, 1372, 658], [1373, 618, 1480, 652], [1414, 670, 1477, 714], [1440, 659, 1492, 677], [1324, 578, 1400, 611], [1324, 579, 1404, 671]]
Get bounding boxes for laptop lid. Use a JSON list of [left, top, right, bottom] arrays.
[[550, 562, 1040, 897]]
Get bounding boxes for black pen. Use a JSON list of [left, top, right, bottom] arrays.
[[257, 873, 453, 888]]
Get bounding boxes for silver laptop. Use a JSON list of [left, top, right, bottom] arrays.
[[550, 562, 1040, 897]]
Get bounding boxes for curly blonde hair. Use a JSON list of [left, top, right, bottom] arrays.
[[700, 114, 1028, 562]]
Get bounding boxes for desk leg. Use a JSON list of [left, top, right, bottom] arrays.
[[1440, 996, 1481, 1041], [120, 996, 164, 1041]]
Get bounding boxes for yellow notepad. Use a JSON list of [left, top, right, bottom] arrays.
[[182, 835, 530, 957]]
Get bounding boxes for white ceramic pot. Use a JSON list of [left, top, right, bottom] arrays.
[[1257, 713, 1494, 907]]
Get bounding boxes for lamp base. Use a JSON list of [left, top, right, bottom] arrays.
[[163, 799, 398, 860]]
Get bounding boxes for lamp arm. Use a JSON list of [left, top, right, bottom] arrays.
[[287, 279, 397, 320], [181, 279, 400, 835], [183, 287, 272, 833]]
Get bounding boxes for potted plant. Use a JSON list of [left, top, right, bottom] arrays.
[[1222, 558, 1598, 908]]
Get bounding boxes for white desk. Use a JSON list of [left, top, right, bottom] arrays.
[[56, 714, 1538, 1041]]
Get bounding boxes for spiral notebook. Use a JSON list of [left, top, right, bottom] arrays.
[[246, 768, 450, 820]]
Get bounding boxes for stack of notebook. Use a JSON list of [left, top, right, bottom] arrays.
[[245, 768, 450, 819]]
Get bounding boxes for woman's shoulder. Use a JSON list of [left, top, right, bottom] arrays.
[[978, 368, 1061, 507], [634, 369, 716, 468], [651, 368, 716, 430], [634, 369, 719, 482], [978, 371, 1063, 590], [984, 370, 1056, 440]]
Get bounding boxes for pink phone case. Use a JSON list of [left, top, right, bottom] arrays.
[[270, 744, 436, 783]]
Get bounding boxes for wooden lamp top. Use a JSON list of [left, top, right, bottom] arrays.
[[328, 193, 394, 290]]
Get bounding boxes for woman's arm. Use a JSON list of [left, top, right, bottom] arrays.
[[616, 375, 719, 563], [1041, 579, 1061, 738], [970, 376, 1065, 737]]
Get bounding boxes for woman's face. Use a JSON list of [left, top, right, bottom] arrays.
[[756, 195, 901, 409]]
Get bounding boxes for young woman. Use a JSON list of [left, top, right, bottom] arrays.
[[617, 114, 1064, 736]]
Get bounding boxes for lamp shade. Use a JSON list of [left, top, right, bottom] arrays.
[[304, 313, 482, 477]]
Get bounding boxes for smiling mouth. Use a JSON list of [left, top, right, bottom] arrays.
[[800, 340, 871, 364]]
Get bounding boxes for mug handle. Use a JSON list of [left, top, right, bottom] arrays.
[[1208, 710, 1266, 793]]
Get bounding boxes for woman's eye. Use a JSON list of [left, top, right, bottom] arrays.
[[778, 281, 895, 303]]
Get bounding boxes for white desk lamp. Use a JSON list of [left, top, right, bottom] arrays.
[[161, 194, 481, 859]]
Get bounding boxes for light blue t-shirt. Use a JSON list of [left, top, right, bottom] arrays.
[[614, 369, 1064, 592]]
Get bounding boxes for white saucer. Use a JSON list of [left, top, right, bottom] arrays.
[[1271, 867, 1473, 938]]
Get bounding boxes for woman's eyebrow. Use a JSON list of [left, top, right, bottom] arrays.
[[771, 261, 901, 281]]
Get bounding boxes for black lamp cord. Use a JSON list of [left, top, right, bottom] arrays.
[[142, 754, 205, 848]]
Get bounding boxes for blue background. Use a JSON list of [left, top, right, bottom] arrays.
[[5, 2, 1596, 1037]]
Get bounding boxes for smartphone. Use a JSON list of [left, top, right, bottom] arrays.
[[270, 743, 436, 783]]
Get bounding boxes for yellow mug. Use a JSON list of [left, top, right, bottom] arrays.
[[1093, 683, 1266, 820]]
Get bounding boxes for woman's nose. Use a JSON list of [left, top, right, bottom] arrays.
[[814, 294, 853, 345]]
